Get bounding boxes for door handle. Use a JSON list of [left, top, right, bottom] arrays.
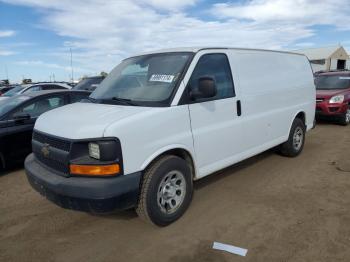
[[237, 100, 242, 116]]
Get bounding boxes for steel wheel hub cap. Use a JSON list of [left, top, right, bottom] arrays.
[[293, 127, 303, 151], [157, 171, 186, 214], [346, 109, 350, 123]]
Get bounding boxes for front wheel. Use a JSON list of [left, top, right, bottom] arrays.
[[136, 155, 193, 226], [339, 107, 350, 126], [279, 118, 306, 157]]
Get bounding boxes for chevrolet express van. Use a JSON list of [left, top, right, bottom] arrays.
[[25, 48, 315, 226]]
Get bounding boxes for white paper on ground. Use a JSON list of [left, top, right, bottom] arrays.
[[212, 242, 248, 257]]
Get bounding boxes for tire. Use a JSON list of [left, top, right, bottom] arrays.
[[136, 155, 193, 226], [0, 152, 5, 171], [279, 118, 306, 157], [339, 106, 350, 126]]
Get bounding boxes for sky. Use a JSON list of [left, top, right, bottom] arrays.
[[1, 0, 350, 83]]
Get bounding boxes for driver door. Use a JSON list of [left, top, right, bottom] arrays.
[[5, 94, 65, 161], [186, 52, 245, 178]]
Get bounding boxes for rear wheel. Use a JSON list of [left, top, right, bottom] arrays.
[[136, 155, 193, 226], [279, 118, 306, 157], [339, 107, 350, 126]]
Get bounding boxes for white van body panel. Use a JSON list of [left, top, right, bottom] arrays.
[[35, 102, 154, 139], [33, 47, 315, 180], [103, 105, 195, 176], [228, 50, 315, 151], [174, 49, 315, 179]]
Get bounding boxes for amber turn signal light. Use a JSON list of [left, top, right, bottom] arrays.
[[70, 164, 120, 176]]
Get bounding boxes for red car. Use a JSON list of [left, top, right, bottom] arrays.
[[315, 71, 350, 125]]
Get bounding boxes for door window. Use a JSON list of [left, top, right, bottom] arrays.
[[12, 95, 64, 118], [70, 93, 89, 103], [188, 53, 235, 102], [23, 85, 42, 93]]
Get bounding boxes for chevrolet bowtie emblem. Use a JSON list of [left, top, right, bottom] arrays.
[[41, 143, 50, 158]]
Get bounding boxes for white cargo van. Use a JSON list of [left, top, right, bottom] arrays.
[[25, 47, 315, 226]]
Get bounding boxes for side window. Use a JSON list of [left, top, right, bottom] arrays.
[[49, 85, 66, 90], [41, 85, 66, 90], [23, 85, 42, 93], [41, 85, 52, 90], [12, 95, 65, 118], [188, 53, 235, 101], [70, 93, 89, 103]]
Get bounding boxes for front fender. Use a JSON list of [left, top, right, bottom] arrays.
[[140, 144, 197, 177]]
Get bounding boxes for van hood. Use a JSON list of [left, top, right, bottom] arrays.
[[34, 102, 153, 139], [316, 89, 348, 99]]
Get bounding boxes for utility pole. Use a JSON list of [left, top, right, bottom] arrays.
[[70, 47, 74, 83]]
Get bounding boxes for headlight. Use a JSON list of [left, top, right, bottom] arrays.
[[71, 139, 123, 177], [88, 142, 100, 159], [329, 95, 344, 104]]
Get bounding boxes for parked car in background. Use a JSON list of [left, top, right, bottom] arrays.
[[0, 79, 10, 86], [73, 76, 105, 91], [0, 84, 19, 96], [25, 47, 315, 226], [315, 70, 350, 125], [0, 82, 72, 101], [0, 90, 90, 169]]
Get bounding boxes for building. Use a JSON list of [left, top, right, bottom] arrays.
[[295, 45, 350, 73]]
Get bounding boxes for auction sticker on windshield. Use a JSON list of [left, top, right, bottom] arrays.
[[149, 74, 175, 83], [339, 77, 350, 80]]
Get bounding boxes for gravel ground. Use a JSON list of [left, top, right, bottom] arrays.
[[1, 123, 350, 262]]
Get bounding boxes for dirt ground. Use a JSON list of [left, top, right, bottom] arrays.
[[1, 123, 350, 262]]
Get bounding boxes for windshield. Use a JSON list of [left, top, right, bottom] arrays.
[[73, 77, 104, 91], [0, 95, 30, 116], [315, 75, 350, 90], [90, 52, 192, 106], [3, 85, 24, 97]]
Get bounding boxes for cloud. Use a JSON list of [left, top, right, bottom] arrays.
[[0, 30, 16, 37], [213, 0, 350, 30], [15, 60, 71, 70], [14, 60, 89, 75], [141, 0, 197, 10], [0, 50, 16, 56], [2, 0, 350, 77]]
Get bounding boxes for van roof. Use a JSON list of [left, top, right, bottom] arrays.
[[133, 47, 305, 57]]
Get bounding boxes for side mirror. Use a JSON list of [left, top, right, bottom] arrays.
[[190, 76, 217, 100], [13, 112, 31, 122]]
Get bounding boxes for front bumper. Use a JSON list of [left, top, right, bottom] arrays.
[[316, 101, 348, 117], [25, 154, 142, 213]]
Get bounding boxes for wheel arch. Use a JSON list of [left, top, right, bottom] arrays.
[[140, 145, 197, 180], [294, 111, 306, 125], [286, 111, 306, 138]]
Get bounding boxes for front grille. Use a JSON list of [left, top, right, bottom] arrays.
[[35, 153, 70, 174], [329, 107, 340, 113], [33, 131, 71, 152], [32, 131, 71, 176]]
